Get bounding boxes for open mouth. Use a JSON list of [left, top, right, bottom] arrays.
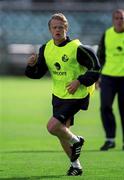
[[56, 32, 61, 36]]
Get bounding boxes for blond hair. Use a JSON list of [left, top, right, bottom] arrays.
[[113, 9, 124, 17], [48, 13, 68, 28]]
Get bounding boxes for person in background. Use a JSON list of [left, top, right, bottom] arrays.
[[25, 13, 100, 175], [97, 9, 124, 151]]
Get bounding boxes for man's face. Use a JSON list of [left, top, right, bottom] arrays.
[[113, 11, 124, 32], [49, 19, 67, 43]]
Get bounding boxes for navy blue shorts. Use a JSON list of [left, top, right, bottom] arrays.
[[52, 94, 89, 126]]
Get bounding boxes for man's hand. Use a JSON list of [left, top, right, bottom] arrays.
[[66, 80, 80, 94], [27, 53, 37, 67]]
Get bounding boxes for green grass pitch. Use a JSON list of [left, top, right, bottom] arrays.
[[0, 77, 124, 180]]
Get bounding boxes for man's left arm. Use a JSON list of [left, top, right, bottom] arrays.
[[77, 45, 101, 86]]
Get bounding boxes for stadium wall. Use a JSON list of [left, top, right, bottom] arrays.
[[0, 0, 124, 75]]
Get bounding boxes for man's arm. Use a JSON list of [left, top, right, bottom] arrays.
[[97, 33, 106, 68], [25, 44, 48, 79], [77, 44, 101, 86]]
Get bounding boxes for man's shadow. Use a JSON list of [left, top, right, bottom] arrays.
[[0, 175, 65, 180]]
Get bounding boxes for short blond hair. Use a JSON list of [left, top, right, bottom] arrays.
[[48, 13, 68, 28], [113, 9, 124, 18]]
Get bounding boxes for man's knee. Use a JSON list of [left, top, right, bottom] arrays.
[[47, 117, 60, 135], [47, 122, 56, 135]]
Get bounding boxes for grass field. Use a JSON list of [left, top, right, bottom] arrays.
[[0, 76, 124, 180]]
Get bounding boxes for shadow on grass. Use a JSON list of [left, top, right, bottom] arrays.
[[0, 175, 65, 180], [1, 149, 123, 154], [1, 150, 63, 154]]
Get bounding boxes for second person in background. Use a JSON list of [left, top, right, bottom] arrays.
[[97, 9, 124, 151]]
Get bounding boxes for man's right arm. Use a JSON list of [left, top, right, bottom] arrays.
[[25, 44, 48, 79], [97, 33, 106, 68]]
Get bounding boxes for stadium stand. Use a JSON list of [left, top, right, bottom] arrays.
[[0, 0, 123, 75]]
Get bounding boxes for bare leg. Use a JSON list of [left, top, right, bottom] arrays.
[[59, 119, 72, 158], [59, 138, 71, 158], [47, 117, 76, 142], [47, 117, 83, 175], [47, 117, 79, 159]]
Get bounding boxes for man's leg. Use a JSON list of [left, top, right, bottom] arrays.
[[59, 119, 72, 158], [59, 135, 83, 176], [100, 76, 116, 150], [47, 117, 77, 141], [47, 117, 84, 175]]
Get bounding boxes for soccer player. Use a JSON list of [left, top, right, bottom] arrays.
[[97, 9, 124, 151], [25, 13, 100, 176]]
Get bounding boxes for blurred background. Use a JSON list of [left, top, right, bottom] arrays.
[[0, 0, 124, 76]]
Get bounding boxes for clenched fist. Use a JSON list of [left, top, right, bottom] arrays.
[[27, 53, 38, 67]]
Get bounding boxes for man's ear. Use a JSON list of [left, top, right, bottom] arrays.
[[65, 26, 68, 32]]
